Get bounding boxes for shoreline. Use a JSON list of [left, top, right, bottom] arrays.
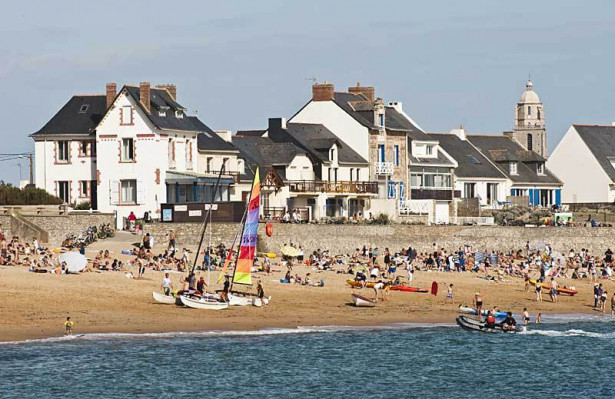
[[2, 310, 608, 345]]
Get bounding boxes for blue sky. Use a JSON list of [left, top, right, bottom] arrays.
[[1, 0, 614, 184]]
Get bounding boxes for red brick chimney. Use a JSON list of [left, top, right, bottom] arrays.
[[348, 82, 375, 102], [140, 82, 151, 113], [156, 84, 177, 101], [312, 82, 334, 102], [106, 83, 116, 109]]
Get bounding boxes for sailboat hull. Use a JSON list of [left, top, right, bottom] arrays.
[[152, 291, 176, 304], [228, 294, 254, 306], [180, 296, 229, 310]]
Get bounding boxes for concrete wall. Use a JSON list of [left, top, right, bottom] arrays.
[[144, 222, 615, 255]]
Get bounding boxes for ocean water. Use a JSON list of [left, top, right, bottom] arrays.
[[1, 315, 614, 399]]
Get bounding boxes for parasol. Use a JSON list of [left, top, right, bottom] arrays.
[[281, 246, 301, 257], [59, 252, 88, 273]]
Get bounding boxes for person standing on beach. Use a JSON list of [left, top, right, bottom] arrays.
[[162, 273, 173, 295], [474, 292, 483, 319], [257, 280, 267, 306], [549, 278, 558, 303], [600, 290, 608, 313], [443, 284, 454, 304], [64, 317, 74, 336], [168, 230, 176, 252]]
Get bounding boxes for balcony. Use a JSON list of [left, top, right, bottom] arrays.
[[287, 180, 378, 194], [411, 188, 456, 201], [203, 170, 241, 183], [375, 162, 393, 175]]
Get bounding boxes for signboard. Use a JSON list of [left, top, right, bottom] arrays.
[[174, 205, 188, 212], [162, 208, 173, 222], [204, 204, 219, 211], [189, 210, 202, 217]]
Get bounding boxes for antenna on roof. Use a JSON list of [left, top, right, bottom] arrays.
[[194, 110, 198, 116], [305, 77, 317, 84]]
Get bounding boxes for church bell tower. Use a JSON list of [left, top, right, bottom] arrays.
[[505, 80, 547, 156]]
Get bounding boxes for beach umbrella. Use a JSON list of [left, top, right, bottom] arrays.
[[59, 252, 88, 273], [281, 246, 301, 257], [550, 251, 566, 265]]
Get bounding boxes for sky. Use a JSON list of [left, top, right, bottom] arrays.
[[1, 0, 614, 184]]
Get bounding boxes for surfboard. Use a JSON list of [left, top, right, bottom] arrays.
[[431, 281, 438, 296]]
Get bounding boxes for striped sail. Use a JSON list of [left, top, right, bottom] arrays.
[[232, 168, 260, 285]]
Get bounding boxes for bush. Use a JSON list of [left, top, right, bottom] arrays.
[[369, 213, 391, 225], [73, 201, 91, 210], [0, 182, 62, 205]]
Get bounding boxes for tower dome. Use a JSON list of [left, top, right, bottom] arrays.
[[520, 80, 540, 104]]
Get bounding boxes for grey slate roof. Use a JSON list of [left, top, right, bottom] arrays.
[[574, 125, 615, 182], [332, 92, 430, 140], [232, 136, 306, 168], [236, 129, 266, 137], [410, 151, 456, 167], [468, 135, 561, 185], [125, 86, 211, 133], [428, 134, 507, 179], [31, 95, 106, 137], [282, 123, 368, 164]]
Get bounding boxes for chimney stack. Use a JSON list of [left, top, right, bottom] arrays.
[[312, 82, 334, 102], [140, 82, 151, 113], [106, 83, 116, 109], [451, 125, 466, 140], [156, 84, 177, 101], [348, 82, 375, 102], [268, 118, 287, 142]]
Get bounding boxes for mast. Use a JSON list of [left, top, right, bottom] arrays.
[[190, 166, 225, 276]]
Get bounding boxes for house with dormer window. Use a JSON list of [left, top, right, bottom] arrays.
[[32, 82, 241, 227], [289, 81, 458, 223]]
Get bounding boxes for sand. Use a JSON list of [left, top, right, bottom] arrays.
[[0, 232, 607, 343]]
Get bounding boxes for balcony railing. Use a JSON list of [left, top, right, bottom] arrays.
[[375, 162, 394, 175], [411, 188, 454, 201], [287, 180, 378, 194]]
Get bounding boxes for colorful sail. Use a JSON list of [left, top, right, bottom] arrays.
[[233, 168, 260, 285]]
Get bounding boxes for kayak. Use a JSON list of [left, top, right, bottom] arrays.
[[456, 316, 521, 334], [458, 305, 509, 319], [529, 279, 578, 296], [346, 280, 375, 288], [390, 285, 429, 293]]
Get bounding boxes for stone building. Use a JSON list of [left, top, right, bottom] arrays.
[[504, 80, 547, 157]]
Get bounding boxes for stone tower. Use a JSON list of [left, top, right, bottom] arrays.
[[504, 80, 547, 156]]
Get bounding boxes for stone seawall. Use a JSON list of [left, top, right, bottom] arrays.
[[21, 213, 116, 245], [143, 222, 615, 255]]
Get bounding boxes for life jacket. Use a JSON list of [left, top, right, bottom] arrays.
[[486, 316, 496, 324]]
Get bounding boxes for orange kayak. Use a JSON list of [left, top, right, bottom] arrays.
[[529, 279, 578, 296], [346, 280, 375, 288]]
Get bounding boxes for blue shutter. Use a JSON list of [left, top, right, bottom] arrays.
[[388, 181, 396, 199], [399, 182, 404, 203], [533, 189, 540, 206], [555, 189, 561, 206], [528, 189, 534, 206], [378, 145, 385, 162]]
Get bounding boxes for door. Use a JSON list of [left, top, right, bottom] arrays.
[[435, 201, 450, 224]]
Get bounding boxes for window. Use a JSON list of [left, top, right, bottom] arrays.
[[186, 140, 193, 169], [387, 181, 396, 199], [80, 181, 89, 197], [168, 139, 175, 168], [378, 144, 385, 162], [356, 169, 360, 181], [57, 141, 70, 162], [206, 157, 213, 172], [527, 106, 531, 116], [222, 157, 229, 172], [120, 106, 133, 125], [79, 104, 89, 113], [394, 145, 400, 166], [537, 163, 545, 175], [79, 141, 89, 156], [121, 138, 134, 162], [425, 145, 434, 156], [468, 156, 481, 164], [121, 180, 137, 204], [175, 110, 184, 119], [510, 162, 518, 175], [527, 134, 533, 151], [91, 142, 97, 156], [379, 113, 384, 127], [349, 168, 354, 182], [537, 109, 541, 121], [329, 148, 336, 161], [58, 181, 69, 203], [463, 183, 475, 198]]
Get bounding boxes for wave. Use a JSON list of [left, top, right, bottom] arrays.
[[520, 328, 615, 338], [0, 322, 456, 346]]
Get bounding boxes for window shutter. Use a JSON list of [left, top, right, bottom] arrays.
[[110, 180, 119, 205], [136, 180, 146, 204]]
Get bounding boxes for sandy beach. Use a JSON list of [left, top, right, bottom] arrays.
[[0, 232, 606, 343]]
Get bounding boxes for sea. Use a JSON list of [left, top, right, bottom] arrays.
[[1, 314, 613, 399]]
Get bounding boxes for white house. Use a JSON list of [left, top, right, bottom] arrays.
[[32, 82, 239, 228], [429, 129, 509, 211], [547, 124, 615, 204], [289, 82, 458, 223]]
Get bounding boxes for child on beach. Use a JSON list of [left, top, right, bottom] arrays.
[[64, 317, 74, 335], [535, 313, 542, 324], [443, 284, 454, 304]]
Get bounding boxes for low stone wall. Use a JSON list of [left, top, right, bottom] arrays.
[[0, 215, 11, 237], [144, 222, 615, 255], [22, 213, 116, 245]]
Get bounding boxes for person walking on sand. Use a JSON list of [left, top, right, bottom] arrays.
[[535, 281, 543, 302], [64, 317, 74, 336], [600, 290, 608, 313], [256, 280, 267, 306], [474, 292, 483, 319], [443, 284, 454, 304], [549, 278, 558, 303]]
